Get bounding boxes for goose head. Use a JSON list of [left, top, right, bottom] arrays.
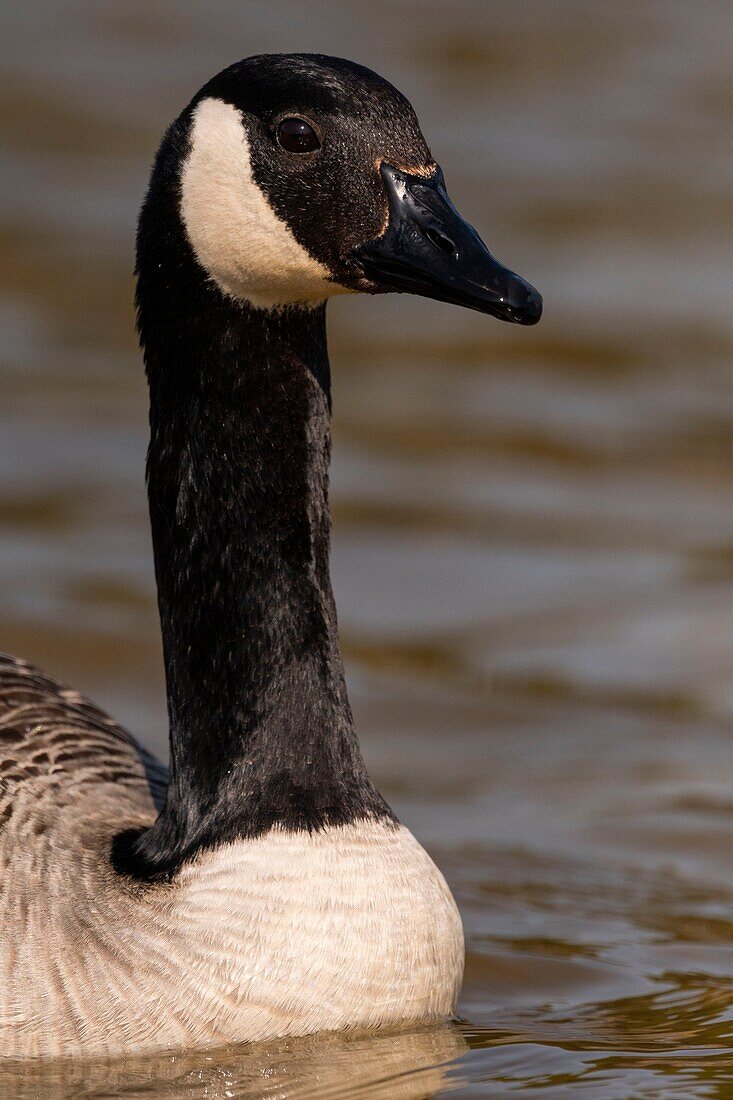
[[166, 53, 542, 321]]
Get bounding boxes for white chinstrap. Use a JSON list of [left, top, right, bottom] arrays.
[[180, 98, 352, 310]]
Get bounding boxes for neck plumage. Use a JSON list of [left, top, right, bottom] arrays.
[[119, 241, 390, 879]]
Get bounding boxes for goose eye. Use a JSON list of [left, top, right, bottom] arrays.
[[277, 117, 321, 154]]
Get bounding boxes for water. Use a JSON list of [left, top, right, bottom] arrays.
[[1, 1, 733, 1094]]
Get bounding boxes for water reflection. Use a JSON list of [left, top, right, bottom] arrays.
[[0, 1024, 468, 1100]]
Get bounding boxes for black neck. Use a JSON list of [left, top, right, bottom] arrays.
[[116, 175, 390, 879]]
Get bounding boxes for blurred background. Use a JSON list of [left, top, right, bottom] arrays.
[[1, 1, 733, 1095]]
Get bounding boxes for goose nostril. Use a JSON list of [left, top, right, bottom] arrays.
[[424, 226, 456, 256]]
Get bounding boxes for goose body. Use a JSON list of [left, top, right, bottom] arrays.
[[0, 54, 540, 1058], [0, 655, 459, 1056]]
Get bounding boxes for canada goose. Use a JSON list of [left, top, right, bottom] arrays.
[[0, 54, 541, 1058]]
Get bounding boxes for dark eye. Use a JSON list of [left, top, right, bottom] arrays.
[[276, 117, 321, 154]]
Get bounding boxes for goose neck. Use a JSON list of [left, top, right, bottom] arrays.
[[121, 295, 390, 880]]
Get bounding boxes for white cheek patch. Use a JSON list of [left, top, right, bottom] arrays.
[[180, 97, 351, 310]]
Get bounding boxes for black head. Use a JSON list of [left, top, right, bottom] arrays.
[[144, 53, 541, 323]]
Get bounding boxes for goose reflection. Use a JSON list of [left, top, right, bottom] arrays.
[[0, 1022, 469, 1099]]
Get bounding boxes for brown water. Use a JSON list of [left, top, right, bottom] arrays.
[[1, 1, 733, 1095]]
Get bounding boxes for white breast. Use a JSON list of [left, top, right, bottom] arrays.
[[171, 821, 464, 1043]]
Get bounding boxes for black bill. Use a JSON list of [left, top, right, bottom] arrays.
[[357, 164, 542, 325]]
